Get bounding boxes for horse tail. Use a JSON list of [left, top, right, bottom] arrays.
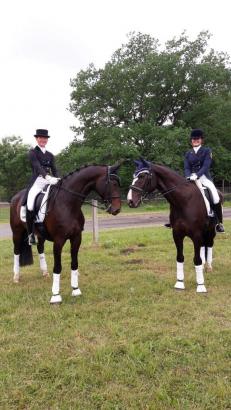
[[19, 230, 34, 266]]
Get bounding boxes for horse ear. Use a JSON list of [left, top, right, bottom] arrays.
[[134, 160, 141, 167], [140, 157, 150, 167], [110, 163, 121, 173]]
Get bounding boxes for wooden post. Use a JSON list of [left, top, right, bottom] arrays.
[[92, 199, 99, 244]]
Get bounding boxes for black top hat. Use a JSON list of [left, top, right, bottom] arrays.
[[34, 129, 50, 138], [190, 128, 204, 139]]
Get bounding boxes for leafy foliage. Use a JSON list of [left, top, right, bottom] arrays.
[[0, 136, 31, 200]]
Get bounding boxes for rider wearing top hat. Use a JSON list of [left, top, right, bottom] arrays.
[[21, 129, 60, 245], [184, 128, 225, 233]]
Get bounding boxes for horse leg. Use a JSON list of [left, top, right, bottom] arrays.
[[70, 233, 82, 297], [13, 253, 20, 283], [193, 240, 207, 293], [13, 228, 32, 282], [37, 237, 49, 277], [173, 231, 185, 290], [50, 239, 65, 304]]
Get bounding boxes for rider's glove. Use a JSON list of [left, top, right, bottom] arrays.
[[189, 173, 198, 181], [45, 175, 60, 185]]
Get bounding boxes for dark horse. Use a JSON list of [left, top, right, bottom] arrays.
[[10, 164, 121, 303], [127, 158, 218, 293]]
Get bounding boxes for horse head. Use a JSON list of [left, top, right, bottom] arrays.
[[127, 158, 157, 208], [95, 163, 121, 215]]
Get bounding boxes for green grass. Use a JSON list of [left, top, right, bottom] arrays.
[[1, 223, 231, 409]]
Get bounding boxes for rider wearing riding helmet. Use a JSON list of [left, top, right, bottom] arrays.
[[20, 129, 60, 245], [184, 128, 225, 233]]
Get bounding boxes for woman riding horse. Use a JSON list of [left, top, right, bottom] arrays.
[[21, 129, 60, 245]]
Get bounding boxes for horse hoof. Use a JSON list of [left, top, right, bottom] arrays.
[[72, 288, 82, 297], [13, 276, 20, 283], [174, 281, 185, 290], [50, 294, 62, 304], [42, 271, 50, 277], [206, 265, 212, 272], [196, 285, 207, 293]]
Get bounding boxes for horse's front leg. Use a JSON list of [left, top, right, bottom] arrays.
[[193, 239, 207, 293], [50, 239, 65, 304], [37, 237, 49, 277], [70, 233, 82, 297], [173, 231, 185, 290]]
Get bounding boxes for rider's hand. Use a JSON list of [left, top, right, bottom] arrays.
[[189, 173, 198, 181], [45, 175, 60, 185]]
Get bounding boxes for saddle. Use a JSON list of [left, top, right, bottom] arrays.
[[34, 185, 51, 223], [198, 185, 214, 217], [20, 185, 52, 224]]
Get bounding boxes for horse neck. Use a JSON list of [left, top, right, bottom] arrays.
[[63, 166, 105, 198], [152, 164, 188, 206]]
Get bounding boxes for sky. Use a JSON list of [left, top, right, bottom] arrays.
[[0, 0, 231, 154]]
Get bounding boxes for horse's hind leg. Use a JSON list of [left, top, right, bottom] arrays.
[[37, 237, 49, 277], [50, 239, 66, 304], [70, 233, 82, 297], [173, 231, 185, 290], [200, 246, 213, 272], [193, 240, 207, 293]]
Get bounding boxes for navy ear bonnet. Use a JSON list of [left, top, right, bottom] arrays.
[[134, 158, 151, 176]]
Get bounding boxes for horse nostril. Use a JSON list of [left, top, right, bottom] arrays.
[[128, 200, 134, 208]]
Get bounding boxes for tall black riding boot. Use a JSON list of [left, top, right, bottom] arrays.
[[213, 202, 225, 233], [26, 209, 37, 245]]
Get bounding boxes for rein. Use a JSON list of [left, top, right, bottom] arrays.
[[50, 167, 120, 210]]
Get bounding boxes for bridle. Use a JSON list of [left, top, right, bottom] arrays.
[[103, 166, 121, 211], [129, 168, 189, 201], [129, 169, 153, 200]]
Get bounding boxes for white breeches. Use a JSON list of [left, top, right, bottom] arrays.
[[195, 175, 220, 204], [27, 176, 49, 211]]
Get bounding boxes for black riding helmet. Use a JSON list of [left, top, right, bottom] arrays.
[[190, 128, 204, 140]]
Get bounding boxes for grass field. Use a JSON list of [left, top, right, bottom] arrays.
[[0, 223, 231, 409]]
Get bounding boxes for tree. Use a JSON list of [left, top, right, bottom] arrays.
[[67, 31, 231, 186], [70, 31, 231, 132], [0, 136, 31, 200]]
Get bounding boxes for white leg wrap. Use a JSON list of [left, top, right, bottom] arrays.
[[206, 247, 213, 265], [13, 254, 20, 282], [174, 262, 185, 290], [52, 273, 60, 295], [71, 269, 82, 296], [195, 265, 207, 293], [39, 253, 48, 272], [71, 269, 79, 288], [200, 247, 206, 265], [50, 273, 62, 303], [176, 262, 184, 281]]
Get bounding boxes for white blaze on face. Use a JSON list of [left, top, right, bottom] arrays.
[[127, 176, 138, 201]]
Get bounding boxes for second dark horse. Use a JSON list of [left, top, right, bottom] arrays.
[[127, 158, 219, 293]]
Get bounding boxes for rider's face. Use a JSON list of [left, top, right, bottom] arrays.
[[191, 137, 202, 147], [36, 137, 49, 148]]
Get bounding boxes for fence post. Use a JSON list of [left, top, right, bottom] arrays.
[[92, 199, 99, 244]]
